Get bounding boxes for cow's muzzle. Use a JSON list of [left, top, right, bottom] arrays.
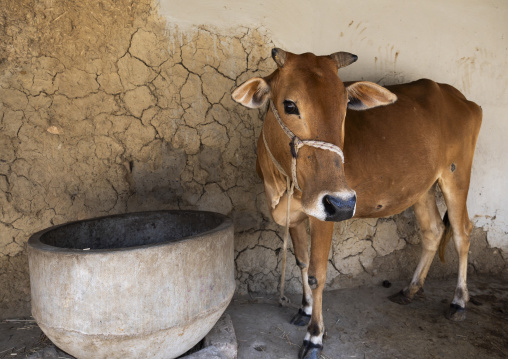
[[322, 193, 356, 221]]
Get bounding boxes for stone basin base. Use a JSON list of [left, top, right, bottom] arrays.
[[37, 304, 230, 359], [27, 313, 237, 359]]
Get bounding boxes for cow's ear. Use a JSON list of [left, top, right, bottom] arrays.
[[346, 81, 397, 110], [232, 77, 271, 109]]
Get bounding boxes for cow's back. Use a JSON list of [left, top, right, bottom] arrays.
[[344, 79, 482, 218]]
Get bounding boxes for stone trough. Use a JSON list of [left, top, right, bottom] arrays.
[[27, 210, 235, 359]]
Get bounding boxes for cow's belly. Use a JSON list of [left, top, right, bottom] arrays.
[[350, 166, 439, 219], [353, 188, 428, 218]]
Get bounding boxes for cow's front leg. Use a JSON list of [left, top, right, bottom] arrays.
[[298, 218, 334, 359], [289, 220, 312, 326]]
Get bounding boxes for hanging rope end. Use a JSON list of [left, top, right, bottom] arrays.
[[279, 295, 291, 307]]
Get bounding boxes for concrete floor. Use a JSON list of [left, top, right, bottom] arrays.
[[1, 276, 507, 359], [227, 276, 508, 359]]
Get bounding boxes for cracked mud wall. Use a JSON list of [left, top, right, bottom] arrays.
[[1, 1, 506, 318]]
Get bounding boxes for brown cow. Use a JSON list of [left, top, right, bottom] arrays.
[[232, 49, 482, 359]]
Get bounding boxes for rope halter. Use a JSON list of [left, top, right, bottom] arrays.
[[261, 100, 346, 306], [263, 100, 345, 192]]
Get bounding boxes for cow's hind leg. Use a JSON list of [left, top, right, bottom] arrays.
[[298, 218, 334, 359], [438, 174, 473, 321], [389, 185, 445, 305], [289, 221, 312, 326]]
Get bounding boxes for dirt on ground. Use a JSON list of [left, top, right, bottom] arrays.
[[226, 275, 508, 359], [1, 275, 507, 359]]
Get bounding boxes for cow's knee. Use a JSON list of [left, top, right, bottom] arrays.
[[296, 257, 307, 269], [307, 276, 318, 289]]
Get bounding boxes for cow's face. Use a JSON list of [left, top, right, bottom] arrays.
[[233, 49, 396, 221]]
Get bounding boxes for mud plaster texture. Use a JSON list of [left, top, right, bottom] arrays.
[[0, 0, 506, 319]]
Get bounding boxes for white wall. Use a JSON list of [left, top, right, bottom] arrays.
[[159, 0, 508, 251]]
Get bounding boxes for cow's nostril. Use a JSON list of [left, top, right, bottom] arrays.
[[322, 195, 337, 216], [322, 194, 356, 222]]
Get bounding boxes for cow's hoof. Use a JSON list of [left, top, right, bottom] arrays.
[[388, 290, 413, 305], [298, 340, 322, 359], [388, 288, 423, 305], [290, 309, 311, 326], [446, 303, 466, 321]]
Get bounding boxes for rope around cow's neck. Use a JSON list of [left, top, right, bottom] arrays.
[[262, 100, 346, 307], [268, 101, 345, 192]]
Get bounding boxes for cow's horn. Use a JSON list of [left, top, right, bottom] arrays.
[[272, 48, 287, 68], [330, 52, 358, 68]]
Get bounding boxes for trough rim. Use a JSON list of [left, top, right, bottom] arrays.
[[27, 210, 233, 255]]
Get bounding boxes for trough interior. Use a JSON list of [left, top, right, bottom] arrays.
[[39, 211, 224, 250]]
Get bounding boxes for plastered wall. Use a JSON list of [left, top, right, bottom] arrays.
[[160, 0, 508, 251], [1, 0, 506, 318]]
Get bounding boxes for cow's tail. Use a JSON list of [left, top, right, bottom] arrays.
[[438, 211, 452, 263]]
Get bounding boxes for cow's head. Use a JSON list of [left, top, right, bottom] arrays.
[[232, 49, 396, 222]]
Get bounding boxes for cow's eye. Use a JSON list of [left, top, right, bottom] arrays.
[[283, 100, 300, 116]]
